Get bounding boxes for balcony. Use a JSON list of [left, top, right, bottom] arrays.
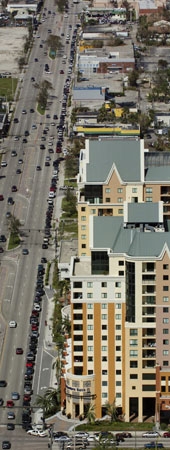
[[143, 351, 156, 358], [142, 263, 155, 273]]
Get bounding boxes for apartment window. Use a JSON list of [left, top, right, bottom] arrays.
[[88, 370, 93, 375], [102, 325, 107, 330], [117, 188, 123, 193], [102, 303, 107, 309], [87, 325, 93, 330], [81, 216, 86, 221], [119, 261, 124, 266], [163, 361, 169, 366], [115, 314, 121, 319], [163, 340, 169, 345], [146, 187, 152, 193], [116, 303, 121, 309], [102, 356, 107, 361], [116, 325, 121, 330], [101, 282, 107, 287], [81, 253, 86, 256], [130, 329, 138, 336], [116, 393, 121, 398], [146, 197, 152, 202], [87, 304, 93, 309], [87, 282, 93, 288], [132, 188, 137, 193], [119, 271, 124, 276], [163, 275, 169, 280], [163, 286, 169, 291], [116, 356, 121, 361], [90, 209, 96, 214], [82, 244, 86, 248], [117, 197, 123, 203], [102, 314, 107, 320], [81, 225, 86, 230], [130, 350, 138, 357], [118, 209, 123, 214], [130, 339, 138, 346], [163, 307, 169, 313], [87, 314, 93, 320], [102, 335, 107, 340], [106, 198, 110, 202], [163, 329, 169, 334], [102, 370, 108, 375], [163, 318, 169, 323], [116, 346, 121, 351], [116, 381, 121, 386], [101, 293, 107, 298], [87, 293, 93, 298], [163, 297, 169, 302], [102, 346, 107, 351], [163, 350, 169, 355], [115, 293, 121, 298], [105, 188, 111, 193], [130, 361, 138, 368], [88, 356, 93, 361], [81, 235, 86, 240], [163, 264, 169, 270], [88, 336, 93, 340], [73, 282, 82, 288], [116, 370, 121, 375], [81, 207, 86, 211], [102, 381, 108, 386], [87, 346, 93, 351], [130, 374, 138, 379], [116, 282, 121, 287], [116, 335, 121, 341], [102, 393, 107, 398]]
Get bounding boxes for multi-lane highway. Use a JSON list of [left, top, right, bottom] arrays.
[[0, 0, 80, 439]]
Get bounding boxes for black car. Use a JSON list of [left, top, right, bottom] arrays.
[[40, 144, 45, 150], [7, 423, 15, 430], [30, 317, 39, 325], [41, 257, 47, 263], [0, 398, 4, 406], [7, 197, 14, 205], [24, 130, 29, 136], [25, 368, 34, 376], [2, 441, 11, 449], [23, 400, 30, 407], [0, 380, 7, 387], [24, 374, 33, 381], [0, 235, 6, 242], [42, 243, 48, 249]]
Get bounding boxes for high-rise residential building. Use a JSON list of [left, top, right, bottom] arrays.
[[62, 138, 170, 423]]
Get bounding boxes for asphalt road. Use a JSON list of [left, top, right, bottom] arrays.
[[0, 0, 79, 439]]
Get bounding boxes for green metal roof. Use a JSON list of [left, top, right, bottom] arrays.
[[145, 166, 170, 182], [86, 139, 142, 183], [126, 203, 160, 223]]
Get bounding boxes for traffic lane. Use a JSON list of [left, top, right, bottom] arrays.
[[0, 430, 49, 450], [37, 349, 53, 395]]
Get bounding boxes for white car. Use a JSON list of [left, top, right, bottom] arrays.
[[38, 431, 48, 437], [49, 192, 55, 198], [27, 430, 39, 436], [142, 432, 160, 438], [9, 321, 17, 328], [1, 161, 7, 167], [33, 304, 41, 311]]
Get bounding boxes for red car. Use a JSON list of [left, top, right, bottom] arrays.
[[16, 347, 23, 355], [31, 324, 38, 331], [32, 310, 39, 317], [60, 70, 64, 74], [26, 362, 34, 368], [163, 432, 170, 438], [23, 394, 31, 401], [6, 400, 14, 408], [0, 195, 4, 201]]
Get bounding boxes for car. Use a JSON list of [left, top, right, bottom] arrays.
[[25, 367, 34, 375], [23, 138, 27, 143], [22, 249, 29, 255], [34, 58, 38, 62], [2, 441, 11, 449], [6, 212, 11, 219], [0, 234, 6, 242], [121, 433, 132, 438], [16, 169, 21, 174], [45, 161, 50, 167], [27, 429, 39, 436], [0, 398, 3, 406], [11, 186, 17, 192], [1, 161, 7, 167], [75, 432, 89, 438], [36, 166, 41, 171], [53, 115, 58, 120], [33, 304, 41, 312], [6, 400, 14, 408], [11, 392, 19, 400], [14, 118, 19, 123], [11, 150, 17, 157], [40, 144, 45, 149], [18, 159, 23, 164], [7, 197, 14, 205], [31, 324, 38, 331], [31, 329, 39, 337], [41, 257, 47, 263], [163, 432, 170, 438], [115, 434, 125, 442], [7, 424, 15, 430], [9, 321, 17, 328], [0, 195, 4, 201], [16, 347, 23, 355], [30, 108, 34, 113], [22, 109, 27, 114], [0, 247, 4, 253], [23, 394, 31, 401], [27, 352, 35, 361], [32, 124, 37, 129], [26, 361, 34, 368], [14, 136, 19, 141], [0, 380, 7, 387], [142, 432, 160, 438], [38, 431, 48, 437], [144, 443, 164, 449], [60, 70, 64, 74], [31, 77, 35, 82]]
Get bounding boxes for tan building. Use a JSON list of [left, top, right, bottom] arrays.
[[65, 202, 170, 422]]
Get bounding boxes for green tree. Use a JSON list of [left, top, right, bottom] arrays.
[[105, 399, 118, 422], [47, 34, 62, 52], [8, 215, 21, 235], [85, 403, 96, 424], [34, 394, 53, 417], [128, 69, 139, 87]]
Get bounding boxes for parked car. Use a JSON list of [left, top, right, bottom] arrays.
[[143, 433, 160, 438]]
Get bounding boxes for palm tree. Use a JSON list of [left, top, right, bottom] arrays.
[[85, 403, 96, 424], [45, 387, 60, 410], [105, 399, 118, 422], [34, 394, 52, 417]]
